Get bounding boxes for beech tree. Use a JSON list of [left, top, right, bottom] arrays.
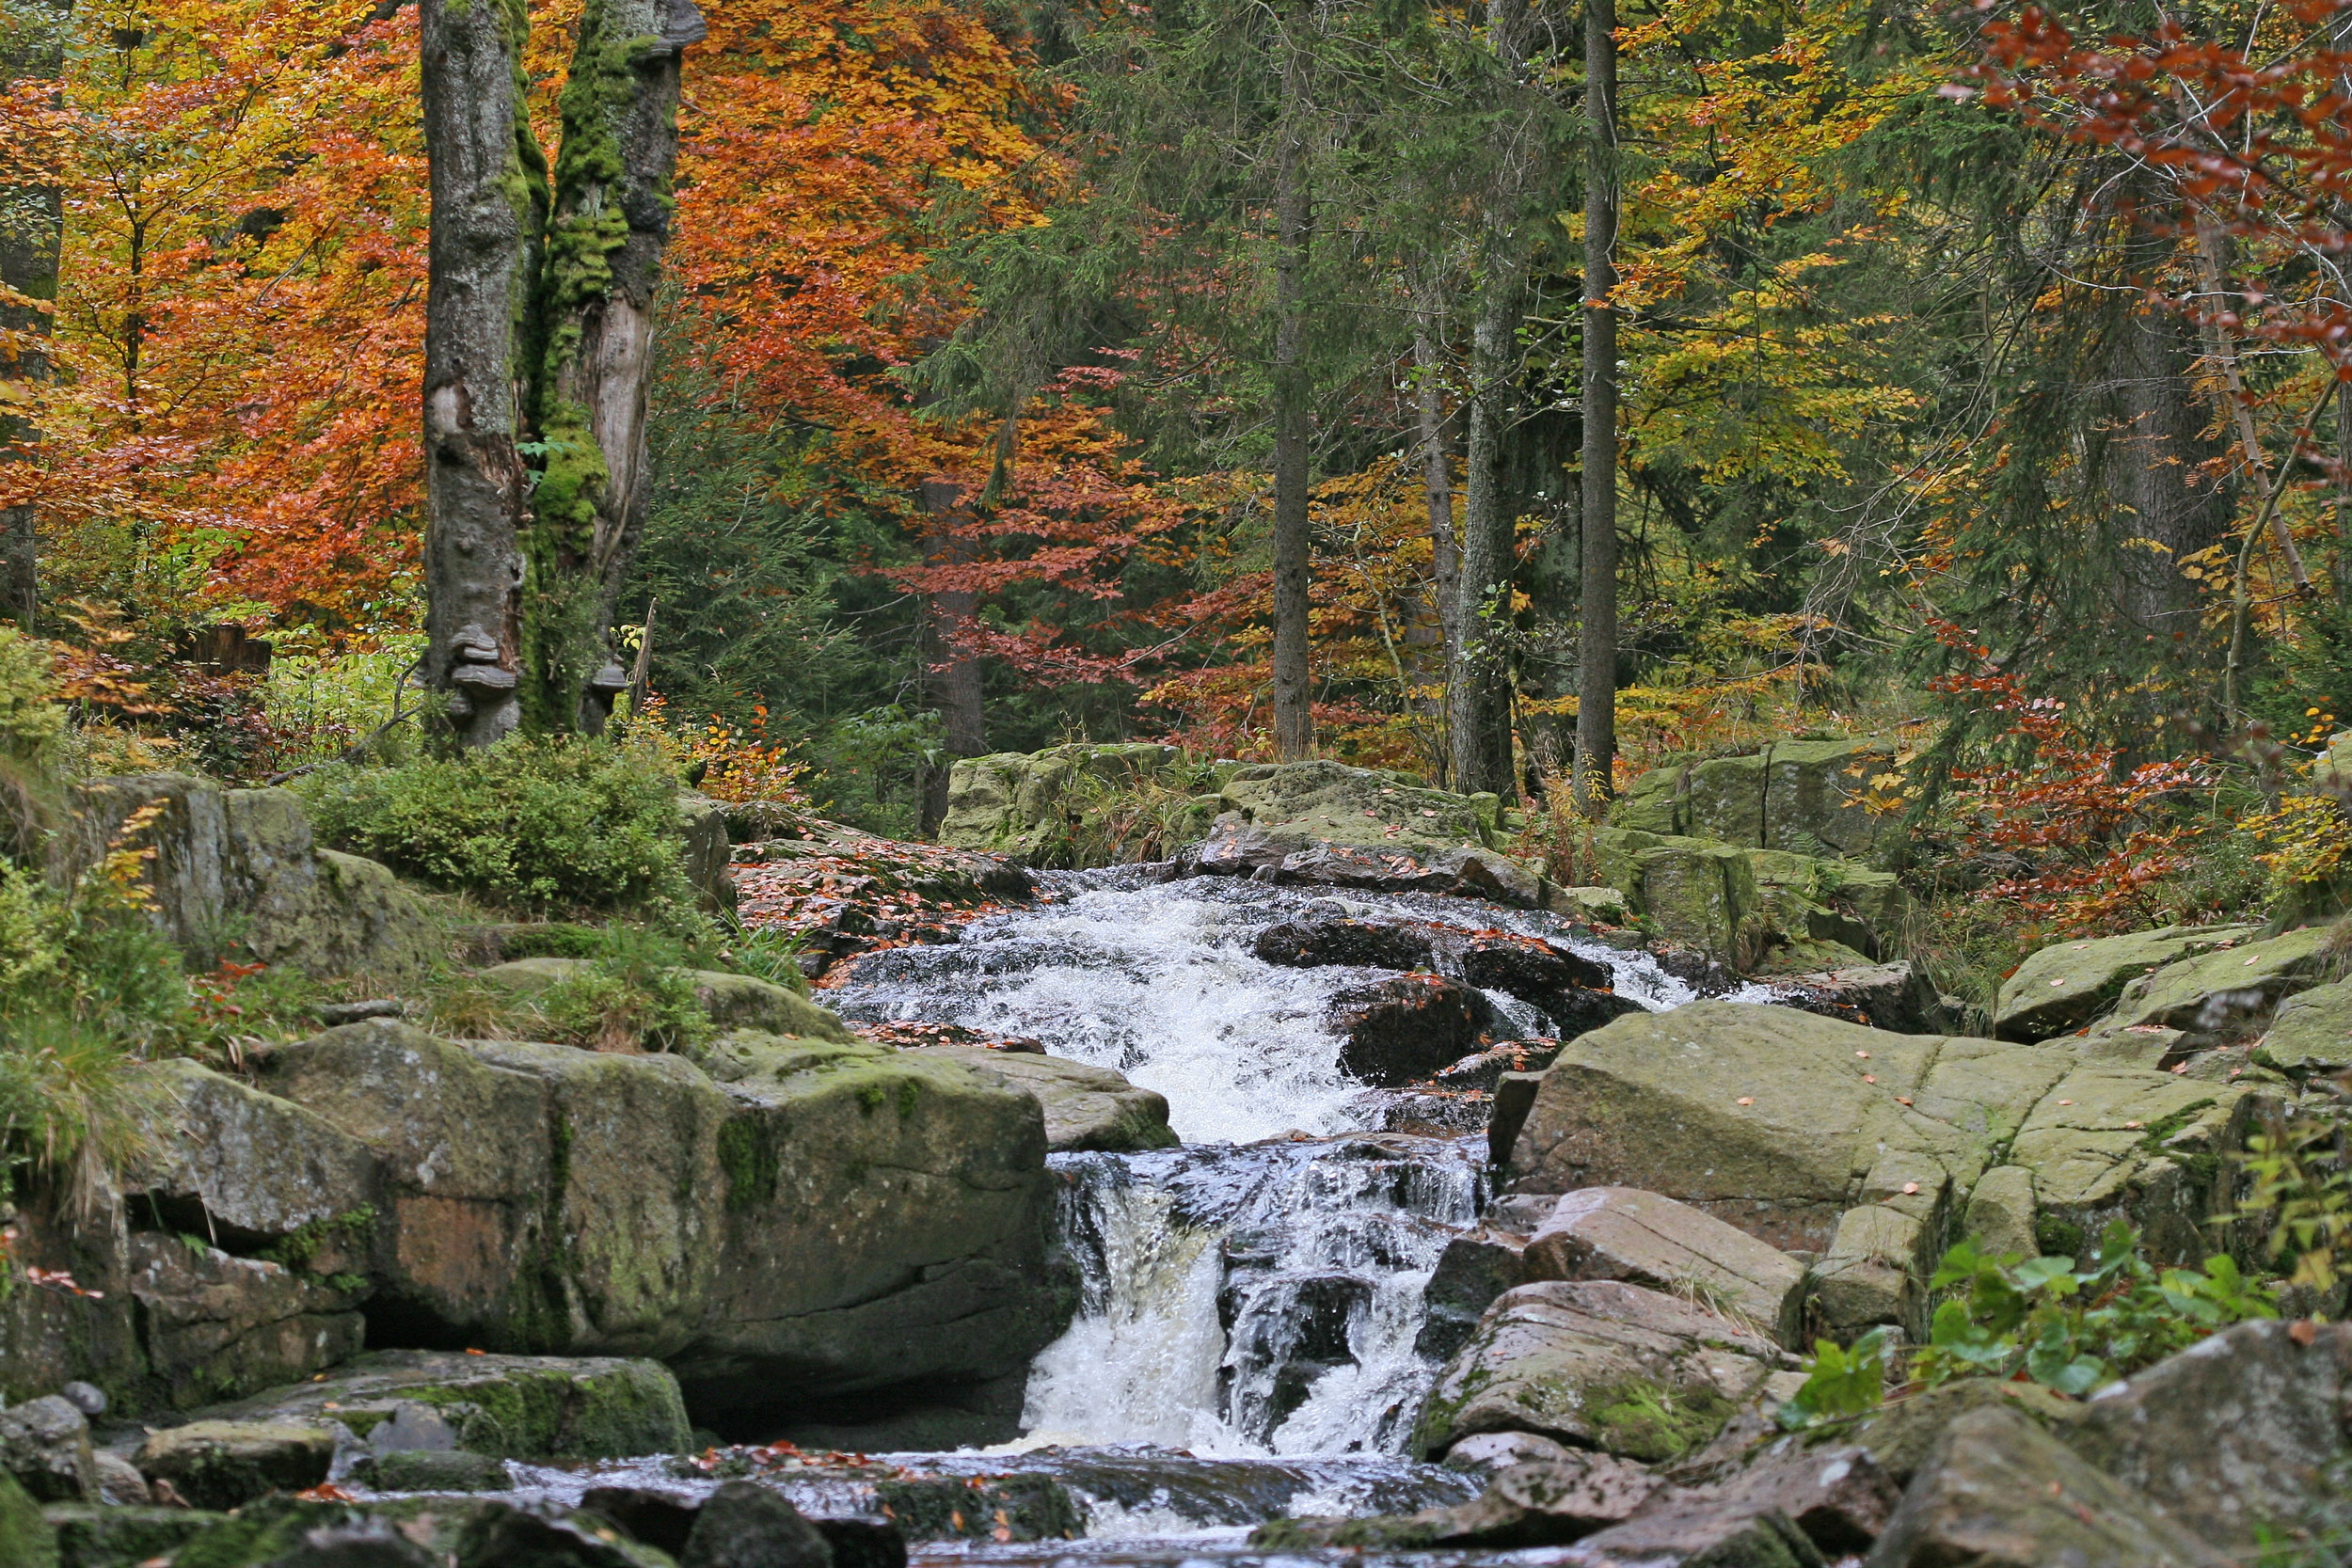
[[419, 0, 704, 744]]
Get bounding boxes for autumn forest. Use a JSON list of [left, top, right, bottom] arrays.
[[2, 0, 2350, 975]]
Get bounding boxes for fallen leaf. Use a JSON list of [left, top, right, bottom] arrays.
[[2292, 1320, 2320, 1347], [1864, 1073, 1877, 1083], [2050, 977, 2068, 987], [1896, 1096, 1913, 1105], [1737, 1096, 1755, 1105], [1902, 1181, 1921, 1195], [1855, 1050, 1871, 1059], [2057, 1099, 2073, 1106]]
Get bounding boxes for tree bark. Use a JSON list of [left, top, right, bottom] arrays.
[[918, 480, 990, 760], [1449, 0, 1529, 799], [1575, 0, 1619, 812], [0, 0, 70, 631], [419, 0, 545, 746], [1268, 0, 1315, 762], [420, 0, 700, 745], [527, 0, 704, 734], [1415, 309, 1459, 700]]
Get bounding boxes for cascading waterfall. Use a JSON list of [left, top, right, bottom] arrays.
[[826, 869, 1712, 1462]]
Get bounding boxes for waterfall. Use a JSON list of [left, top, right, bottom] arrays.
[[826, 871, 1702, 1459]]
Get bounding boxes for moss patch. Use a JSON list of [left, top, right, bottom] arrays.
[[1587, 1377, 1737, 1463]]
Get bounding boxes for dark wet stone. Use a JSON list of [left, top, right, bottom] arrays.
[[1327, 975, 1499, 1085], [679, 1481, 832, 1568]]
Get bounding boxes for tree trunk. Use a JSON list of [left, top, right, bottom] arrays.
[[1448, 0, 1528, 799], [1415, 310, 1459, 693], [0, 0, 70, 631], [918, 481, 990, 761], [420, 0, 701, 745], [2338, 388, 2351, 610], [527, 0, 704, 734], [419, 0, 545, 746], [1268, 0, 1315, 762], [1575, 0, 1620, 812]]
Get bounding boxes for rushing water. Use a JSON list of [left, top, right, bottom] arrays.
[[824, 869, 1707, 1462]]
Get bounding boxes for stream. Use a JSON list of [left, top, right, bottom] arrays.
[[507, 869, 1732, 1558]]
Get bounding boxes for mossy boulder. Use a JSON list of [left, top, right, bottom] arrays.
[[193, 1350, 689, 1461], [940, 743, 1192, 860], [2256, 977, 2352, 1072], [471, 958, 855, 1041], [246, 1020, 1061, 1435], [123, 1234, 367, 1411], [1215, 759, 1497, 856], [1414, 1279, 1784, 1462], [2084, 924, 2336, 1045], [1608, 737, 1901, 862], [41, 1503, 219, 1568], [900, 1046, 1176, 1152], [1994, 925, 2259, 1042], [71, 773, 437, 980]]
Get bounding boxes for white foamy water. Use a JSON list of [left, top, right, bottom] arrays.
[[823, 870, 1713, 1459], [827, 873, 1694, 1144]]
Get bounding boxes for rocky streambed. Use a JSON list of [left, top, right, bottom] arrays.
[[9, 749, 2348, 1568]]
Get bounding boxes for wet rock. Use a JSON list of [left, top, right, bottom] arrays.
[[1253, 915, 1437, 973], [40, 1502, 219, 1568], [1434, 1040, 1563, 1095], [1867, 1405, 2226, 1568], [56, 1386, 103, 1419], [72, 773, 437, 980], [902, 1046, 1176, 1152], [1435, 1453, 1667, 1544], [1760, 962, 1949, 1036], [1448, 932, 1612, 998], [362, 1449, 512, 1493], [678, 1481, 832, 1568], [0, 1396, 98, 1502], [1415, 1279, 1785, 1463], [194, 1350, 690, 1460], [871, 1473, 1084, 1542], [1440, 1430, 1578, 1477], [133, 1419, 338, 1510], [2064, 1318, 2352, 1553], [1327, 974, 1499, 1085], [1416, 1227, 1533, 1360], [810, 1515, 910, 1568], [1547, 885, 1633, 926], [1523, 1187, 1810, 1349], [1995, 925, 2258, 1042]]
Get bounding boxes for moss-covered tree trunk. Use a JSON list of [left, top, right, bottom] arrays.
[[1575, 0, 1620, 810], [420, 0, 701, 746]]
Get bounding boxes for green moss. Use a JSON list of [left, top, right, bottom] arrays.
[[896, 1077, 920, 1118], [2137, 1100, 2218, 1151], [1587, 1377, 1736, 1463], [0, 1472, 54, 1568], [256, 1205, 376, 1273], [1110, 1105, 1181, 1150], [716, 1117, 776, 1212], [855, 1080, 888, 1115], [2035, 1215, 2086, 1259]]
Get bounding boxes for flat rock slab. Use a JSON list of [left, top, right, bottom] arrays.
[[1867, 1405, 2227, 1568], [1524, 1187, 1808, 1349], [1996, 926, 2258, 1042], [192, 1349, 691, 1461], [133, 1420, 337, 1511], [1416, 1279, 1785, 1464], [900, 1046, 1176, 1152]]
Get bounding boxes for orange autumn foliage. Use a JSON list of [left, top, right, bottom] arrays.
[[0, 0, 427, 628]]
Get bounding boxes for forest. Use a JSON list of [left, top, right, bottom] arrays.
[[5, 0, 2350, 1012]]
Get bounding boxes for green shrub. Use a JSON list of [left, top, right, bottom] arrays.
[[427, 925, 715, 1054], [0, 1011, 162, 1202], [715, 922, 811, 996], [297, 736, 697, 916]]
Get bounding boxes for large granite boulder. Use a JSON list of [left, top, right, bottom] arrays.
[[131, 1420, 339, 1510], [123, 1234, 367, 1410], [1994, 925, 2259, 1042], [1613, 736, 1901, 861], [1867, 1405, 2226, 1568], [2075, 923, 2338, 1058], [2064, 1318, 2352, 1555], [1491, 1004, 2258, 1332], [70, 773, 437, 980], [233, 1020, 1063, 1434], [940, 743, 1199, 862], [1414, 1279, 1786, 1463]]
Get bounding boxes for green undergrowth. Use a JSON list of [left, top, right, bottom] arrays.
[[295, 734, 700, 919], [1777, 1221, 2275, 1431], [429, 923, 715, 1054]]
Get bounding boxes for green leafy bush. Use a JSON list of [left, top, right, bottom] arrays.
[[1776, 1224, 2275, 1429], [427, 926, 715, 1054], [298, 736, 697, 916], [1915, 1225, 2273, 1395]]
